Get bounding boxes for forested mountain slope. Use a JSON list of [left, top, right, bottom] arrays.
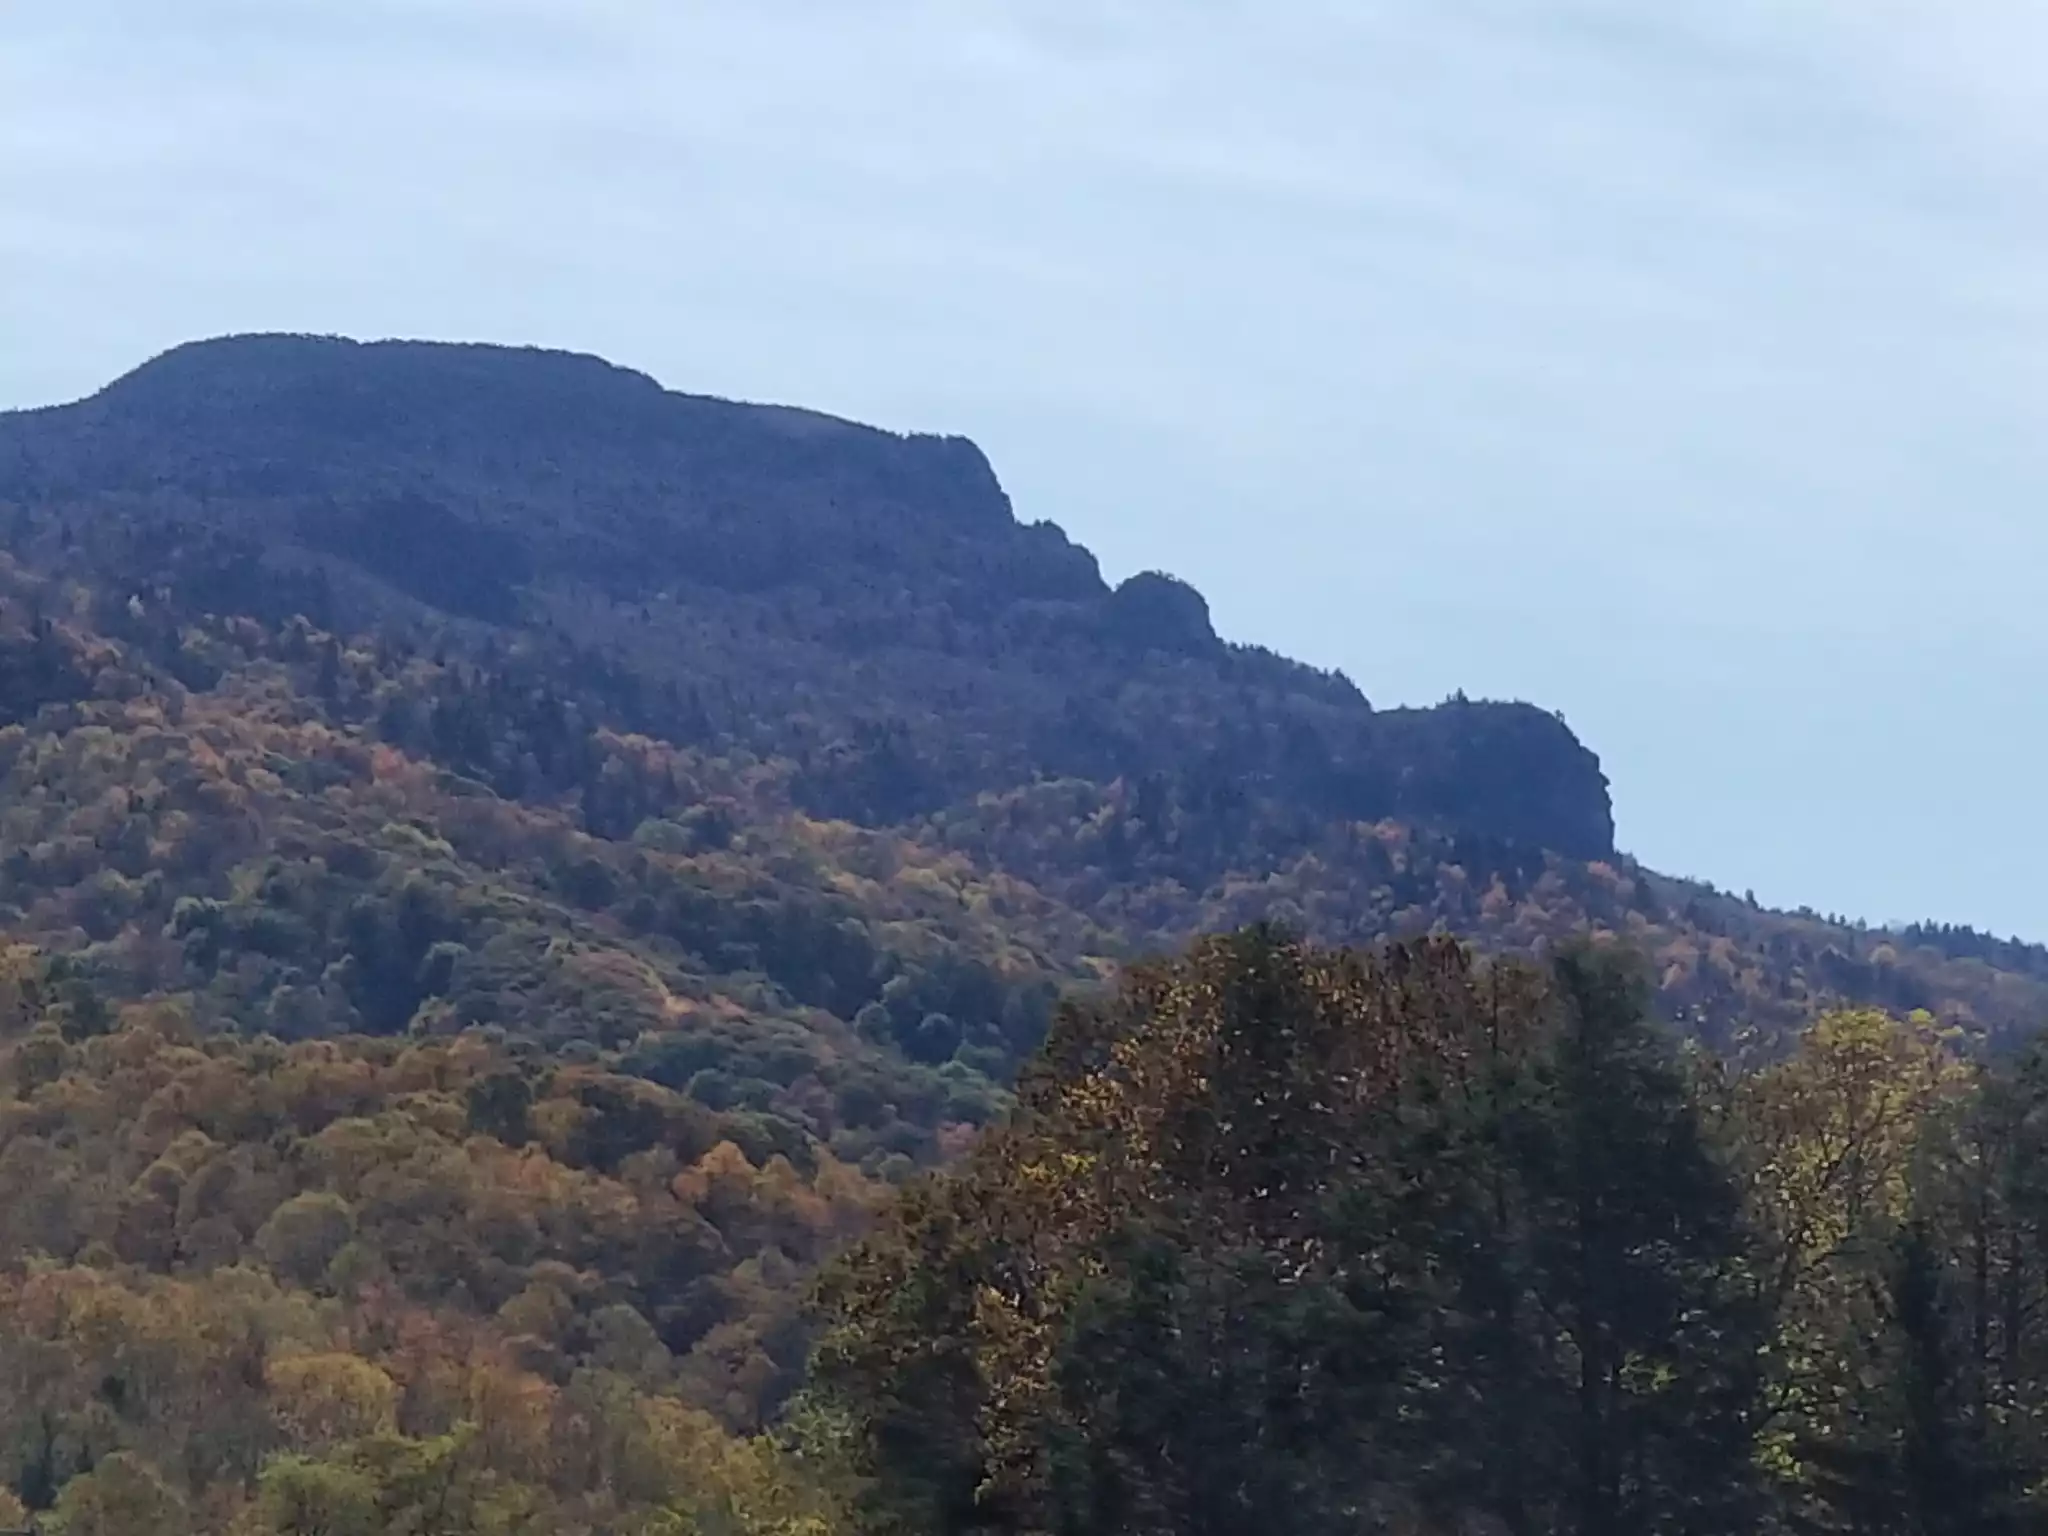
[[0, 335, 2036, 1433], [0, 335, 2040, 1531], [0, 334, 2037, 1054]]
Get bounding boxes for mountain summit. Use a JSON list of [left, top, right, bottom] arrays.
[[0, 334, 1616, 858]]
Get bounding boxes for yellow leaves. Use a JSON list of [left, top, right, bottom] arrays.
[[528, 1095, 583, 1161], [267, 1352, 400, 1446], [248, 1453, 384, 1536], [1019, 1155, 1089, 1187], [968, 1279, 1062, 1503], [0, 942, 44, 1036], [2, 1263, 316, 1469], [1740, 1008, 1968, 1273], [1733, 1007, 1974, 1476], [635, 1397, 847, 1536], [0, 933, 881, 1497]]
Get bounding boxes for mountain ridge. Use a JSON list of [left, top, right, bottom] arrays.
[[0, 333, 2040, 1463], [0, 333, 2040, 1049], [0, 333, 1618, 861]]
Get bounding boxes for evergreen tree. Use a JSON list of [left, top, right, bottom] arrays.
[[811, 932, 1769, 1536]]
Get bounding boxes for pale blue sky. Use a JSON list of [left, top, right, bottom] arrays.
[[5, 2, 2047, 937]]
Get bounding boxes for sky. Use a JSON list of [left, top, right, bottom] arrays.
[[4, 1, 2047, 938]]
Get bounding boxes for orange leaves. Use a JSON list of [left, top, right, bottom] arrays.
[[467, 1352, 560, 1470], [0, 984, 889, 1456], [670, 1139, 756, 1207], [670, 1140, 844, 1259], [365, 741, 429, 794]]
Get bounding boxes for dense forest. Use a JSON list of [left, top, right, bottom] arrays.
[[818, 930, 2048, 1536], [0, 336, 2041, 1531], [0, 928, 2040, 1534]]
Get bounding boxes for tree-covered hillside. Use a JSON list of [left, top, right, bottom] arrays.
[[0, 337, 2043, 1532], [0, 333, 2040, 1059]]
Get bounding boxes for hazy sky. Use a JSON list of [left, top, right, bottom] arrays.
[[5, 1, 2047, 937]]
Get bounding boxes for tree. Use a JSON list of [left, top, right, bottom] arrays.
[[251, 1456, 383, 1536], [257, 1194, 358, 1289], [266, 1354, 399, 1449], [1731, 1009, 1972, 1497], [811, 931, 1767, 1536], [40, 1451, 188, 1536], [1793, 1219, 2031, 1536], [1511, 946, 1767, 1536]]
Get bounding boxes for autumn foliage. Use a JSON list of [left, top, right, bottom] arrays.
[[0, 340, 2046, 1532]]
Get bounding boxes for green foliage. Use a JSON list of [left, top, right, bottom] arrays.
[[254, 1194, 357, 1289], [41, 1451, 188, 1536], [812, 932, 1769, 1536], [810, 933, 2048, 1536]]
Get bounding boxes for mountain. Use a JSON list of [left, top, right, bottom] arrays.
[[3, 336, 2044, 1046], [0, 334, 2042, 1440], [0, 335, 1614, 857], [1, 335, 2047, 1532]]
